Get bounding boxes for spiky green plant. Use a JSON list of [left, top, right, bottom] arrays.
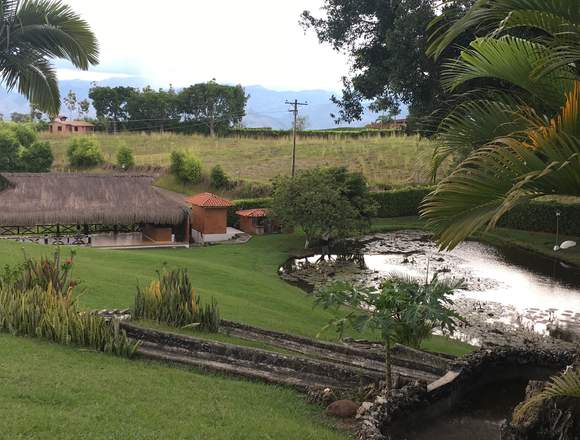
[[134, 268, 220, 332]]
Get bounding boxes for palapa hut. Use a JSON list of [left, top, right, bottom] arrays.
[[0, 173, 191, 247]]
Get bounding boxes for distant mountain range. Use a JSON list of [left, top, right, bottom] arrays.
[[0, 78, 407, 130]]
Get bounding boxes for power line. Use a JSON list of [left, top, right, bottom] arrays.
[[285, 99, 308, 177]]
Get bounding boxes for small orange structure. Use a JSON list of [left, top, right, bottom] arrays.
[[186, 192, 233, 235], [237, 208, 280, 235], [49, 116, 95, 134]]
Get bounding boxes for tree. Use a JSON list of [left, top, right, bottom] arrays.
[[301, 0, 474, 131], [179, 81, 248, 136], [63, 90, 78, 118], [420, 0, 580, 250], [0, 0, 98, 114], [12, 124, 37, 148], [295, 115, 309, 131], [116, 145, 135, 170], [316, 274, 462, 394], [88, 86, 136, 133], [126, 86, 180, 132], [271, 167, 376, 248], [10, 112, 30, 123], [0, 129, 21, 171], [67, 137, 104, 168], [20, 141, 53, 172], [78, 99, 91, 119], [170, 151, 202, 184]]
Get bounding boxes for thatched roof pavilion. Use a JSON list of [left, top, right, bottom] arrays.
[[0, 173, 189, 227]]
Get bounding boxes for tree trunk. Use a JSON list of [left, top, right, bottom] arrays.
[[385, 340, 393, 396]]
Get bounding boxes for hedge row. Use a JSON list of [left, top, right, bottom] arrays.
[[497, 201, 580, 236], [227, 197, 272, 226], [226, 128, 400, 139], [370, 187, 432, 218]]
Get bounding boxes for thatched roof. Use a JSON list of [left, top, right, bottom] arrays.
[[0, 173, 190, 226]]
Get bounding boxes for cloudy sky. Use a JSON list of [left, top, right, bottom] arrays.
[[57, 0, 350, 91]]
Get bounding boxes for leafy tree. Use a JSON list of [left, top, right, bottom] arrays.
[[63, 90, 78, 118], [12, 124, 37, 148], [78, 99, 91, 119], [316, 275, 462, 394], [116, 145, 135, 170], [170, 151, 202, 184], [210, 165, 229, 189], [88, 86, 136, 133], [0, 0, 98, 114], [0, 129, 21, 171], [295, 115, 309, 131], [179, 81, 248, 136], [20, 141, 53, 172], [67, 137, 104, 168], [301, 0, 474, 131], [126, 86, 180, 132], [271, 167, 376, 248], [10, 112, 31, 123], [421, 0, 580, 249]]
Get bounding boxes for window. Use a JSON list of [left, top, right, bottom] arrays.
[[57, 126, 62, 132], [74, 127, 79, 132]]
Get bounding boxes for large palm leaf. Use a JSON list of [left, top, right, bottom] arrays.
[[421, 83, 580, 250], [0, 0, 98, 114]]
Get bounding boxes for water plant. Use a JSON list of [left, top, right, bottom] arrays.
[[134, 268, 220, 332]]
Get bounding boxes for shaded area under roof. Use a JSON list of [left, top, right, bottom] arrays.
[[0, 173, 190, 226]]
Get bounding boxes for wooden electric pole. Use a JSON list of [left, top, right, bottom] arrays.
[[285, 99, 308, 177]]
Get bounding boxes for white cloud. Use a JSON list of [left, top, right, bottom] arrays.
[[63, 0, 349, 91]]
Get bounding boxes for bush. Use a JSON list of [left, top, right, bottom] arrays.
[[371, 186, 432, 217], [497, 201, 580, 236], [67, 137, 104, 168], [20, 141, 53, 172], [116, 145, 135, 169], [170, 151, 203, 184], [0, 129, 21, 171], [13, 123, 37, 147], [134, 268, 220, 332], [210, 165, 229, 189], [228, 197, 273, 225]]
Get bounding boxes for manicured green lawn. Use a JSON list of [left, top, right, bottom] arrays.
[[0, 334, 348, 440]]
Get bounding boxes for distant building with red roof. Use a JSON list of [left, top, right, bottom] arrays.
[[187, 192, 232, 236], [49, 116, 95, 134], [236, 208, 279, 235]]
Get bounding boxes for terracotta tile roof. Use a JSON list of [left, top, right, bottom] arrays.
[[186, 192, 233, 208], [236, 208, 269, 218]]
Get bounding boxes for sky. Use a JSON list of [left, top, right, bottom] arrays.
[[57, 0, 351, 91]]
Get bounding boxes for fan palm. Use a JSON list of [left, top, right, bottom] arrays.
[[0, 0, 98, 115], [420, 0, 580, 250]]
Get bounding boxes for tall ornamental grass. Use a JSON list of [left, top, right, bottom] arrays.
[[134, 269, 220, 332]]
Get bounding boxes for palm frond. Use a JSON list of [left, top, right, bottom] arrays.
[[421, 81, 580, 250]]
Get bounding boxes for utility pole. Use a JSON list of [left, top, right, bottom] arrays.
[[285, 99, 308, 177]]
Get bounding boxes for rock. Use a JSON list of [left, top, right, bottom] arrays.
[[326, 400, 359, 418], [356, 402, 373, 419]]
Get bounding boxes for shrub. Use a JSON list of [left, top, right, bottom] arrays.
[[13, 123, 37, 147], [20, 141, 54, 172], [134, 268, 220, 332], [371, 186, 432, 218], [497, 201, 580, 236], [0, 129, 21, 171], [67, 137, 104, 168], [210, 164, 229, 189], [170, 151, 203, 184], [0, 253, 136, 357], [116, 145, 135, 169]]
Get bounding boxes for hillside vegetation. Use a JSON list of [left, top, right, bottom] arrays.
[[41, 132, 435, 187]]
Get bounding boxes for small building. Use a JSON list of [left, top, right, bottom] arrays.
[[0, 173, 190, 248], [49, 116, 95, 134], [186, 192, 243, 243], [236, 208, 278, 235]]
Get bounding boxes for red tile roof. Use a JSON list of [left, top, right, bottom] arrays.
[[186, 192, 233, 208], [236, 208, 269, 218]]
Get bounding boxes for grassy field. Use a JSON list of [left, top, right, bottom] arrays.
[[0, 334, 348, 440], [41, 132, 435, 187]]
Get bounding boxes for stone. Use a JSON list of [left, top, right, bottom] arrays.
[[326, 400, 359, 418], [356, 402, 373, 419]]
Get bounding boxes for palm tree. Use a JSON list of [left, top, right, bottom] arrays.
[[0, 0, 98, 115], [420, 0, 579, 249]]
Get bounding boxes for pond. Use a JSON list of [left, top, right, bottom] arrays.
[[280, 230, 580, 345]]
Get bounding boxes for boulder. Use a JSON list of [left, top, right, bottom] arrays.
[[326, 400, 359, 418]]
